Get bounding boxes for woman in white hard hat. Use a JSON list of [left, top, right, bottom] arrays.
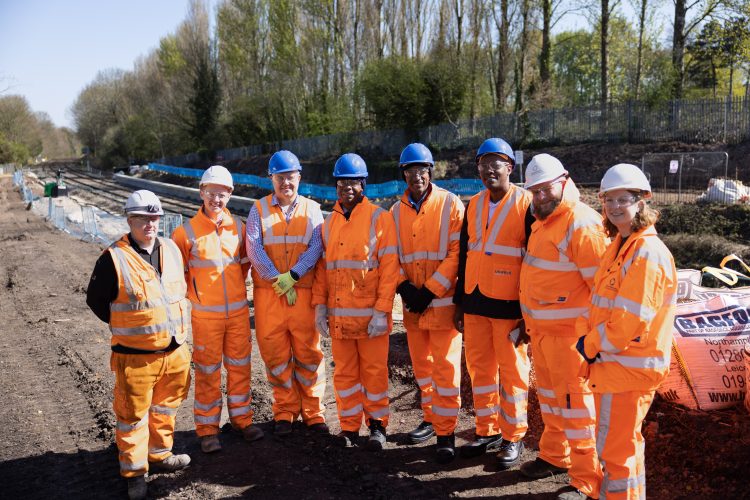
[[576, 163, 677, 499]]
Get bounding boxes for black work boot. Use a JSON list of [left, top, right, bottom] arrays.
[[496, 439, 524, 469], [408, 421, 435, 444], [336, 430, 360, 448], [460, 433, 502, 458], [520, 457, 568, 478], [435, 434, 456, 464], [126, 475, 147, 500], [366, 419, 387, 451]]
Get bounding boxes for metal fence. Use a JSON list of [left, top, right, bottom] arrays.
[[158, 96, 750, 167], [641, 152, 739, 204]]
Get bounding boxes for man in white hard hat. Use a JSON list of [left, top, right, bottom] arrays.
[[517, 154, 609, 500], [172, 165, 263, 453], [87, 190, 192, 500]]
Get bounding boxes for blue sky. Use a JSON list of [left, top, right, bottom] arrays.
[[0, 0, 195, 129]]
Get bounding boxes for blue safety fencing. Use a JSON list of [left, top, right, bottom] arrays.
[[149, 163, 486, 200]]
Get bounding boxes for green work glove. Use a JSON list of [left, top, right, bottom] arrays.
[[285, 287, 297, 306], [272, 271, 297, 296]]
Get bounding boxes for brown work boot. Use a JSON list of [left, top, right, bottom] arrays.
[[200, 434, 222, 453], [241, 424, 264, 442], [149, 453, 191, 472], [126, 475, 147, 500]]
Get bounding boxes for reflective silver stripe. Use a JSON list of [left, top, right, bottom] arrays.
[[431, 296, 454, 307], [270, 359, 290, 377], [270, 378, 293, 389], [110, 299, 167, 312], [400, 250, 446, 263], [326, 259, 378, 270], [259, 196, 274, 238], [228, 406, 250, 417], [148, 447, 171, 455], [596, 352, 670, 369], [520, 305, 589, 320], [417, 376, 432, 387], [435, 192, 453, 260], [500, 407, 527, 425], [449, 232, 460, 242], [432, 405, 459, 417], [473, 383, 498, 395], [522, 254, 579, 272], [264, 235, 307, 244], [579, 266, 598, 278], [483, 188, 522, 256], [340, 403, 363, 417], [296, 360, 319, 372], [150, 405, 178, 416], [558, 213, 603, 257], [433, 384, 460, 397], [614, 296, 657, 322], [224, 353, 251, 366], [470, 191, 487, 250], [368, 208, 385, 264], [368, 407, 390, 419], [500, 386, 528, 404], [565, 426, 595, 440], [330, 307, 373, 317], [482, 244, 524, 257], [117, 414, 148, 433], [597, 322, 621, 354], [227, 393, 250, 404], [475, 405, 499, 417], [119, 459, 148, 472], [294, 370, 318, 386], [378, 245, 398, 257], [421, 395, 433, 404], [591, 294, 613, 308], [537, 387, 555, 399], [338, 383, 362, 398], [195, 361, 222, 374], [622, 245, 674, 277], [539, 403, 557, 415], [192, 299, 247, 313], [363, 388, 388, 401], [608, 474, 646, 493], [189, 257, 239, 268], [561, 407, 595, 419], [323, 211, 334, 245], [111, 322, 169, 336], [110, 245, 137, 302], [596, 393, 613, 456], [194, 398, 222, 411], [431, 270, 452, 290], [195, 414, 221, 424]]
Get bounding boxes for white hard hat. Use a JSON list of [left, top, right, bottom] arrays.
[[524, 154, 568, 189], [600, 163, 651, 195], [125, 190, 163, 216], [200, 165, 234, 190]]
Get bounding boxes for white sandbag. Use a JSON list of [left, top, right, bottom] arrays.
[[697, 178, 750, 204]]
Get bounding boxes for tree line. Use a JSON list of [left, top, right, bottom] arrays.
[[69, 0, 750, 168]]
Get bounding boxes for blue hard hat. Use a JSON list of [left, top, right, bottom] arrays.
[[476, 138, 515, 165], [333, 153, 368, 178], [269, 150, 302, 175], [399, 143, 434, 168]]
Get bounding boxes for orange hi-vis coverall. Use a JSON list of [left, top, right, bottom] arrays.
[[107, 235, 192, 477], [312, 198, 399, 432], [172, 207, 252, 437], [519, 179, 609, 498], [577, 225, 677, 499], [249, 194, 326, 425], [461, 184, 532, 441], [390, 184, 465, 436]]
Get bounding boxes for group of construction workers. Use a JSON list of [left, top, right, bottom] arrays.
[[87, 137, 676, 500]]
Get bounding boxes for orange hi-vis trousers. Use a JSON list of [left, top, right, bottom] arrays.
[[331, 334, 390, 432], [464, 315, 530, 441], [403, 316, 462, 436], [532, 333, 601, 498], [254, 287, 326, 424], [111, 344, 191, 478], [192, 313, 253, 437], [595, 391, 654, 500]]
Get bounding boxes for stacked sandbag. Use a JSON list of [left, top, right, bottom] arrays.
[[697, 178, 750, 204]]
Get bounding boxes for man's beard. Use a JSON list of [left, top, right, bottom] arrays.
[[534, 199, 561, 220]]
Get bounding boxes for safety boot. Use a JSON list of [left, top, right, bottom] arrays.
[[274, 420, 293, 437], [496, 439, 524, 469], [407, 421, 435, 444], [336, 430, 360, 448], [435, 434, 456, 464], [126, 475, 147, 500], [520, 457, 568, 478], [200, 435, 221, 453], [149, 453, 191, 472], [241, 424, 265, 442], [556, 485, 589, 499], [460, 433, 502, 458], [366, 419, 387, 451], [306, 422, 330, 434]]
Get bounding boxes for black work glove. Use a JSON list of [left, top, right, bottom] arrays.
[[397, 281, 420, 311], [576, 335, 599, 364], [509, 319, 530, 347], [410, 286, 435, 314]]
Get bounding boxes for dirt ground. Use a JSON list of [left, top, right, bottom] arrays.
[[1, 174, 748, 500]]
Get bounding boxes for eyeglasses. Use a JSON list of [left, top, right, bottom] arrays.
[[130, 215, 160, 224], [272, 172, 300, 183], [202, 190, 231, 201], [478, 160, 511, 173], [403, 166, 431, 178], [602, 195, 638, 208], [336, 179, 362, 188], [528, 179, 564, 196]]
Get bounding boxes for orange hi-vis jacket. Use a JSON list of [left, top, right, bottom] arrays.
[[108, 235, 191, 350], [519, 180, 609, 335], [172, 208, 250, 319], [313, 198, 400, 339], [390, 184, 464, 329], [579, 225, 677, 393], [465, 184, 531, 301], [251, 194, 322, 289]]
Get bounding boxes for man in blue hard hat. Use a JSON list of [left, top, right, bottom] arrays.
[[246, 150, 328, 437]]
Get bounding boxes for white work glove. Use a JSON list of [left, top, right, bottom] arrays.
[[367, 310, 389, 338], [315, 304, 329, 337]]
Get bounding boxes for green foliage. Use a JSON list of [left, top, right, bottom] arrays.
[[189, 55, 222, 149], [656, 203, 750, 243]]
